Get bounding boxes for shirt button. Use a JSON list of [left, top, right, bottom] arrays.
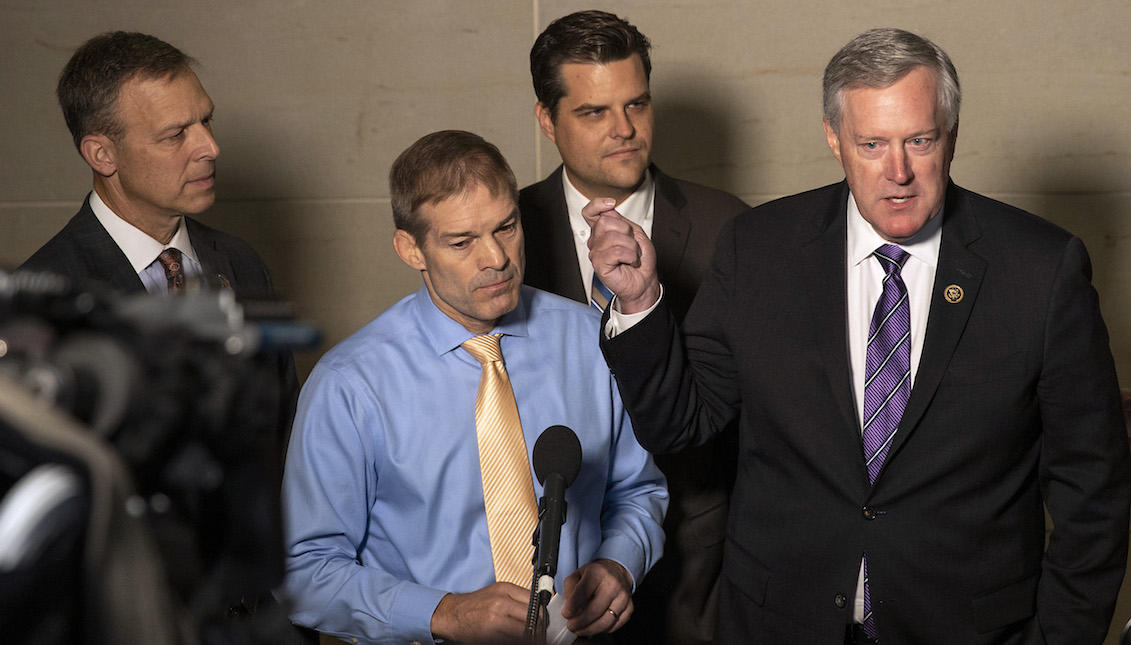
[[835, 593, 847, 608], [862, 506, 878, 520]]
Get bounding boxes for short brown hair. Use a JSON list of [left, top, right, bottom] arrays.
[[530, 10, 652, 119], [57, 31, 196, 149], [389, 130, 519, 244]]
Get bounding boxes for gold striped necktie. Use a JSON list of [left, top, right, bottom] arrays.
[[461, 333, 538, 586]]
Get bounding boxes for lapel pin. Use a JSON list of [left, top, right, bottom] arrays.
[[216, 274, 232, 290], [944, 284, 964, 304]]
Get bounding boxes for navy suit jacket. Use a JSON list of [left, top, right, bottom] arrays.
[[602, 181, 1131, 644]]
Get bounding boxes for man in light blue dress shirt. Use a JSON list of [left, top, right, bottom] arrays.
[[279, 130, 667, 645]]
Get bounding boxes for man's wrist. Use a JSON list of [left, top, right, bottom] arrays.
[[430, 593, 455, 642], [605, 285, 664, 340], [597, 558, 634, 592], [616, 283, 662, 315]]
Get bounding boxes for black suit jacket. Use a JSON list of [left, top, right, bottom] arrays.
[[18, 196, 299, 449], [521, 166, 749, 645], [603, 181, 1131, 644]]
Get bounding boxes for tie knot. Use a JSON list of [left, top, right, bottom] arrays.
[[158, 247, 183, 271], [462, 334, 503, 365], [874, 244, 909, 275]]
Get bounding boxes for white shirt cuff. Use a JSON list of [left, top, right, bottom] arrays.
[[603, 286, 664, 339]]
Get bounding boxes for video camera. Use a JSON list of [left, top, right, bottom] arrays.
[[0, 270, 317, 645]]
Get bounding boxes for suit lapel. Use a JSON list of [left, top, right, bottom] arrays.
[[797, 183, 861, 444], [186, 218, 236, 289], [650, 167, 692, 280], [793, 182, 986, 484], [883, 183, 986, 473], [522, 167, 587, 303], [72, 202, 147, 294]]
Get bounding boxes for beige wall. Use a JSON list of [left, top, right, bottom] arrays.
[[2, 0, 1130, 635], [2, 0, 1128, 381]]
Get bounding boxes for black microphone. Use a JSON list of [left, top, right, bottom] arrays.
[[531, 425, 582, 604]]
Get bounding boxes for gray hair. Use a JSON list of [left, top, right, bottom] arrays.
[[823, 28, 960, 135]]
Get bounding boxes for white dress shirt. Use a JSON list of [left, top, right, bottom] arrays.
[[563, 169, 655, 298], [846, 192, 943, 621], [88, 189, 201, 294]]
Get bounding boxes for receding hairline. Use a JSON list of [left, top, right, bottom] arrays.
[[546, 52, 649, 116], [412, 183, 521, 251], [108, 67, 211, 135], [824, 31, 960, 140], [829, 64, 952, 132]]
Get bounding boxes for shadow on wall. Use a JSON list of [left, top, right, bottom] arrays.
[[650, 70, 757, 199], [194, 114, 422, 381], [192, 119, 331, 378], [1011, 113, 1131, 281], [194, 135, 300, 299], [1009, 125, 1131, 390]]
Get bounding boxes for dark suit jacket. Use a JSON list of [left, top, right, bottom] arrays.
[[602, 181, 1131, 644], [22, 197, 276, 297], [18, 196, 299, 450], [521, 165, 749, 645]]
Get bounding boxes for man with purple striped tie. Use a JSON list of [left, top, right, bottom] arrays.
[[586, 27, 1130, 645]]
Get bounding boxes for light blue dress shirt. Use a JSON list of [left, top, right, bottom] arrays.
[[280, 285, 668, 645]]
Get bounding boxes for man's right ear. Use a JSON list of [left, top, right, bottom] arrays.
[[822, 119, 844, 166], [535, 102, 557, 143], [79, 134, 117, 178], [393, 229, 427, 271]]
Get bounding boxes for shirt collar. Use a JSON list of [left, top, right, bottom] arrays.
[[89, 189, 197, 272], [412, 283, 531, 356], [846, 191, 943, 268], [562, 168, 654, 228]]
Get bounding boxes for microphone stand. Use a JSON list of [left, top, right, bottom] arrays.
[[524, 479, 567, 644], [524, 535, 547, 644], [526, 426, 581, 644]]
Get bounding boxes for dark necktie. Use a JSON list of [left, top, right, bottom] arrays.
[[861, 243, 911, 639], [157, 248, 185, 295], [862, 244, 911, 482]]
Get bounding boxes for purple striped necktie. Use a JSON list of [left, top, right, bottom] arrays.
[[861, 243, 911, 640]]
